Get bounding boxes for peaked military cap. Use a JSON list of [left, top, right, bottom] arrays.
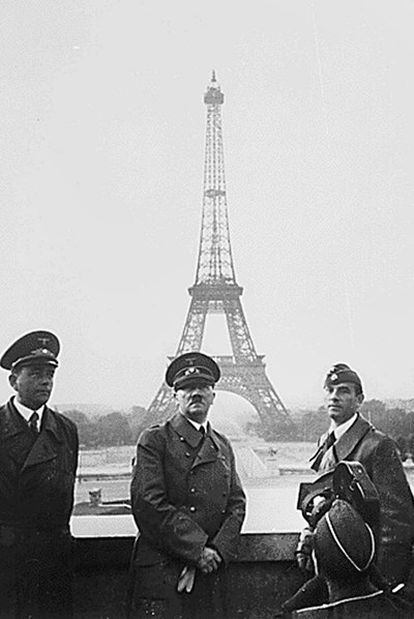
[[314, 499, 376, 579], [324, 363, 363, 393], [166, 352, 220, 390], [0, 330, 60, 371]]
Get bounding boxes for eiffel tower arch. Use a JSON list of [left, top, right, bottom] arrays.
[[143, 73, 295, 438]]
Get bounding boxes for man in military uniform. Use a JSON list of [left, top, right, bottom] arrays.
[[130, 352, 246, 618], [307, 363, 414, 586], [0, 331, 79, 618], [286, 363, 414, 613], [292, 499, 406, 618]]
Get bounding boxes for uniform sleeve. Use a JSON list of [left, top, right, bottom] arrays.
[[211, 441, 246, 564], [130, 428, 208, 564], [370, 437, 414, 585]]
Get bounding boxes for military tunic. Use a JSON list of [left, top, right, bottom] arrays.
[[310, 414, 414, 586], [130, 413, 246, 618], [0, 398, 79, 618]]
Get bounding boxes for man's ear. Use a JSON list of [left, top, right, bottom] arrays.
[[9, 373, 17, 390], [357, 393, 364, 407]]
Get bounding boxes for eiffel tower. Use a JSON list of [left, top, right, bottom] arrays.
[[144, 72, 294, 438]]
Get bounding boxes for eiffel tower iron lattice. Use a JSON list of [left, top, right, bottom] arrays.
[[144, 72, 294, 437]]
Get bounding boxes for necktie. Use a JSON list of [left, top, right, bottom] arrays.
[[311, 432, 336, 471], [325, 432, 336, 450], [29, 411, 39, 436], [198, 426, 206, 443]]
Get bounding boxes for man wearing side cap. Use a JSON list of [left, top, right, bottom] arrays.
[[0, 331, 79, 618], [292, 499, 406, 618], [130, 352, 246, 618], [288, 363, 414, 612]]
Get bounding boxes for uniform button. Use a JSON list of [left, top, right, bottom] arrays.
[[185, 452, 191, 457], [180, 437, 185, 441], [190, 506, 196, 512], [190, 487, 196, 493], [221, 509, 226, 514]]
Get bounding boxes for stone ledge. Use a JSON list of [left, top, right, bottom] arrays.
[[74, 531, 300, 569]]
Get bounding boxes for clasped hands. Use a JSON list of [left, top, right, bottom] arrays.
[[177, 547, 222, 593], [197, 546, 222, 574]]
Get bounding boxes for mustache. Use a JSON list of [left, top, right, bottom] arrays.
[[190, 395, 203, 403]]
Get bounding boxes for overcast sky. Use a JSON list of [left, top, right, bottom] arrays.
[[1, 1, 413, 415]]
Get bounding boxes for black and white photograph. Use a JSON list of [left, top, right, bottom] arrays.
[[1, 1, 413, 617]]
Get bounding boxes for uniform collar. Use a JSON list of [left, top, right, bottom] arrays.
[[185, 416, 208, 434], [13, 396, 44, 426], [3, 399, 62, 443], [330, 412, 358, 440], [171, 413, 216, 449], [311, 415, 372, 472]]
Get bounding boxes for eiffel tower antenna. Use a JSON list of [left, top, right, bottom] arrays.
[[143, 73, 295, 438]]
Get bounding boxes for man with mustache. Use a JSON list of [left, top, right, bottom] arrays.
[[0, 330, 79, 618], [130, 352, 246, 618], [285, 363, 414, 613]]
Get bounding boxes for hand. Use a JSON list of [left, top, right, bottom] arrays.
[[302, 491, 334, 528], [295, 527, 314, 574], [197, 546, 222, 575], [177, 566, 196, 593], [309, 494, 334, 528]]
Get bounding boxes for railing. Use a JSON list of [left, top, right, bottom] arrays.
[[74, 531, 304, 618]]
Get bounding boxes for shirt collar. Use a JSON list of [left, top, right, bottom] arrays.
[[13, 396, 44, 425], [330, 412, 358, 440], [185, 416, 208, 433]]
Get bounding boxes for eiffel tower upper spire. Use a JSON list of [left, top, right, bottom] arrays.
[[195, 72, 236, 286], [142, 73, 295, 439]]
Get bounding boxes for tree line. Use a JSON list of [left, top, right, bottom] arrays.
[[241, 399, 414, 450], [63, 399, 414, 452], [62, 406, 147, 448]]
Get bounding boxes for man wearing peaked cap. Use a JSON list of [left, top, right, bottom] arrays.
[[165, 351, 221, 390], [0, 330, 79, 618], [130, 352, 246, 618], [288, 362, 414, 613], [0, 329, 60, 372]]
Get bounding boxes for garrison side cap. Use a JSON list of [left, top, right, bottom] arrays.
[[324, 363, 363, 392], [0, 330, 60, 371], [165, 352, 220, 390], [315, 498, 375, 575]]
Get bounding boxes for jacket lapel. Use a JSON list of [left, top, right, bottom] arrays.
[[333, 415, 372, 462], [170, 413, 203, 449], [309, 431, 329, 468], [21, 407, 60, 471], [192, 425, 220, 469], [316, 415, 372, 473], [170, 414, 219, 468], [0, 400, 32, 468]]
